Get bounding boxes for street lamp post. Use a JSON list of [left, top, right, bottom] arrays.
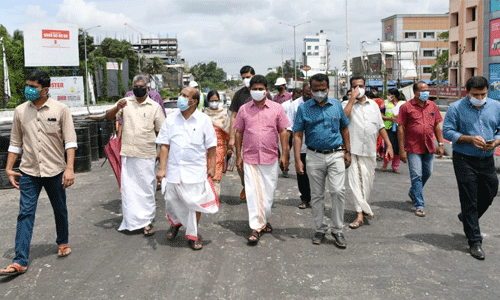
[[83, 25, 101, 110], [279, 21, 310, 89]]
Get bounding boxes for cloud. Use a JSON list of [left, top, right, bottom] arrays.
[[26, 5, 48, 20], [56, 0, 132, 30]]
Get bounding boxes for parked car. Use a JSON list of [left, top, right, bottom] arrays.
[[164, 98, 178, 116]]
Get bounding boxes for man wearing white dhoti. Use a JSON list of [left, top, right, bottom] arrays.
[[234, 75, 291, 244], [343, 76, 393, 229], [156, 86, 217, 250], [106, 75, 165, 236]]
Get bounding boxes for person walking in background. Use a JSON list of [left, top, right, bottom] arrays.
[[156, 86, 217, 250], [443, 76, 500, 260], [105, 75, 165, 236], [189, 81, 206, 110], [234, 75, 290, 244], [381, 88, 405, 173], [293, 73, 351, 248], [343, 76, 393, 229], [273, 77, 292, 104], [203, 90, 230, 197], [398, 81, 444, 217], [1, 70, 76, 276]]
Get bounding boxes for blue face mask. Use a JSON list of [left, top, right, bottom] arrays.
[[25, 86, 41, 102], [419, 91, 430, 102], [177, 96, 190, 111]]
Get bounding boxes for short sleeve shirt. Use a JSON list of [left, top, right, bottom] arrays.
[[397, 98, 443, 154]]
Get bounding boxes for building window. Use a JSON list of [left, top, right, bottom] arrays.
[[423, 32, 435, 39], [466, 37, 476, 52], [307, 45, 311, 50], [423, 50, 435, 57], [315, 52, 319, 56], [307, 52, 312, 56], [466, 68, 475, 78], [451, 12, 459, 27], [423, 67, 432, 74], [466, 6, 477, 22], [315, 46, 319, 50], [450, 41, 459, 55], [405, 32, 417, 39]]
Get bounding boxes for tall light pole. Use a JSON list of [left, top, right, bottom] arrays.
[[345, 0, 350, 88], [279, 21, 311, 88], [83, 25, 101, 110]]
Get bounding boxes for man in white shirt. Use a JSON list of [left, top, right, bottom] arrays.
[[106, 75, 165, 236], [343, 76, 393, 229], [156, 86, 217, 250]]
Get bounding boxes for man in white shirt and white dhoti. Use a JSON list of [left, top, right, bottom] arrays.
[[156, 86, 217, 250], [106, 75, 165, 236]]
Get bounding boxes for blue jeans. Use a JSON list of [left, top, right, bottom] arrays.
[[407, 153, 434, 209], [14, 172, 69, 266]]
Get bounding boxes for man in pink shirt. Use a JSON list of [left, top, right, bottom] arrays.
[[234, 75, 290, 244]]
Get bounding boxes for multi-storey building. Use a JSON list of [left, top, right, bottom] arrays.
[[381, 14, 449, 81], [302, 30, 330, 76]]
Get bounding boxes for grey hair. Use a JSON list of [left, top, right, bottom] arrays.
[[132, 74, 149, 85]]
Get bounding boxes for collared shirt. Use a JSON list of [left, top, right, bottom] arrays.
[[293, 98, 349, 151], [284, 96, 307, 153], [116, 96, 165, 159], [342, 98, 385, 157], [234, 99, 290, 165], [8, 98, 77, 177], [156, 110, 217, 184], [397, 98, 443, 154], [273, 91, 292, 104], [443, 97, 500, 157]]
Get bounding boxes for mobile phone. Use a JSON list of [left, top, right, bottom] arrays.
[[486, 139, 496, 143]]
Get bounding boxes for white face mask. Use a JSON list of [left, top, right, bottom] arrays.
[[312, 90, 328, 102], [208, 101, 220, 109], [250, 90, 266, 101], [469, 96, 487, 107], [243, 78, 251, 88], [356, 87, 365, 99]]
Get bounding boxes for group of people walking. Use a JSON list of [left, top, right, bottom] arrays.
[[1, 68, 499, 276]]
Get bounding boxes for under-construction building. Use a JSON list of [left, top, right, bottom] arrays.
[[132, 38, 180, 65]]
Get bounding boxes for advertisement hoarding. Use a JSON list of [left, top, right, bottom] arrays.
[[429, 86, 467, 99], [49, 76, 84, 107], [490, 19, 500, 57], [24, 23, 79, 67], [489, 64, 500, 100], [492, 0, 500, 12]]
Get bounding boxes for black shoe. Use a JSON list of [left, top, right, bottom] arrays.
[[408, 192, 416, 205], [332, 232, 347, 249], [458, 213, 463, 222], [470, 244, 485, 260], [312, 232, 325, 245], [282, 171, 289, 178]]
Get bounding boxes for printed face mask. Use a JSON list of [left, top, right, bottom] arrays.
[[419, 91, 430, 101], [177, 96, 190, 111], [250, 90, 266, 101], [25, 86, 41, 102]]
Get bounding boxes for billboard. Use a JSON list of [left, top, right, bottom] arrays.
[[489, 64, 500, 100], [490, 19, 500, 57], [24, 23, 79, 67], [492, 0, 500, 12], [49, 76, 85, 107]]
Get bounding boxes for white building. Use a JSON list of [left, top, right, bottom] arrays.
[[303, 30, 330, 76]]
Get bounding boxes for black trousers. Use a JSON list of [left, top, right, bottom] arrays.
[[297, 153, 311, 202], [452, 151, 498, 246]]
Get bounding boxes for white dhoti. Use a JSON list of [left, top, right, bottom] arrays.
[[118, 156, 157, 231], [244, 161, 279, 231], [163, 178, 219, 241], [347, 154, 376, 216]]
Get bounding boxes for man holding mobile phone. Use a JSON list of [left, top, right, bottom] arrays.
[[443, 76, 500, 260]]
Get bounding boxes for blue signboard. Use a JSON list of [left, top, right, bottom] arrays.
[[489, 64, 500, 100], [492, 0, 500, 12]]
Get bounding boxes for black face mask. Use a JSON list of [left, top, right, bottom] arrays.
[[277, 86, 284, 92], [133, 87, 147, 98]]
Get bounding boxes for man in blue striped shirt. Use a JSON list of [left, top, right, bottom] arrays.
[[443, 76, 500, 260]]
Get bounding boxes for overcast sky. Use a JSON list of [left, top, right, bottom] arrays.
[[0, 0, 449, 76]]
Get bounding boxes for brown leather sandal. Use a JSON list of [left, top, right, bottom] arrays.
[[247, 230, 261, 243], [188, 239, 203, 250], [261, 222, 273, 233], [166, 225, 181, 240], [348, 219, 364, 229], [0, 263, 28, 276], [57, 244, 72, 257]]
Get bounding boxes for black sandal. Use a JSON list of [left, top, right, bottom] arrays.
[[247, 230, 261, 243], [261, 222, 273, 233], [298, 202, 311, 209], [188, 239, 203, 250], [166, 225, 181, 240], [143, 224, 155, 236]]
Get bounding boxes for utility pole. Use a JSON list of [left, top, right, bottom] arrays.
[[83, 25, 101, 111], [458, 44, 465, 99], [0, 37, 11, 107], [345, 0, 351, 87], [279, 21, 311, 89]]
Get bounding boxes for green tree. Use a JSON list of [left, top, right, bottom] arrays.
[[429, 31, 449, 81], [189, 61, 227, 91], [93, 38, 139, 82], [266, 72, 280, 91]]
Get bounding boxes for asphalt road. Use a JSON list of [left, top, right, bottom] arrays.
[[1, 156, 499, 300]]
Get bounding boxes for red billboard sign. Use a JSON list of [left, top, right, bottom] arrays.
[[42, 30, 70, 40], [429, 86, 467, 98]]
